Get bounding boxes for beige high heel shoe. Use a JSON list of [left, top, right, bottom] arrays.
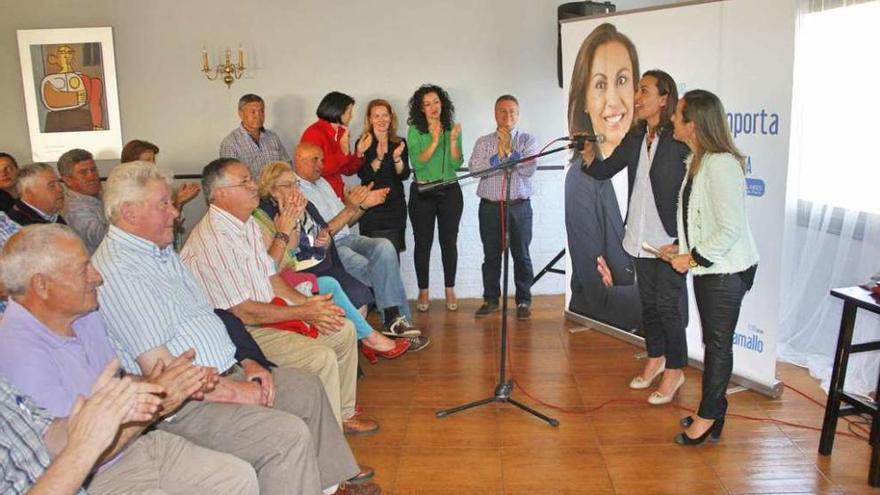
[[648, 373, 685, 405], [417, 291, 429, 312], [629, 364, 665, 390], [445, 288, 457, 311]]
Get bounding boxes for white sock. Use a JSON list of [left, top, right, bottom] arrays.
[[323, 484, 339, 494]]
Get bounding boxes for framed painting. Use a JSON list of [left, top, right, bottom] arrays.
[[17, 27, 122, 162]]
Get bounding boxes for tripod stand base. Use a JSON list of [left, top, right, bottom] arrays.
[[435, 381, 560, 427]]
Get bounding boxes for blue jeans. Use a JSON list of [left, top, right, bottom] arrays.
[[335, 234, 412, 321], [316, 276, 373, 340], [478, 199, 534, 305]]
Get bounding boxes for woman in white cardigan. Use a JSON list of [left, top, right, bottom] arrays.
[[663, 89, 759, 445]]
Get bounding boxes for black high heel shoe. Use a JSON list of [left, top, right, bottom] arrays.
[[675, 417, 725, 445]]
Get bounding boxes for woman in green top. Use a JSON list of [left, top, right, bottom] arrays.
[[406, 84, 464, 312]]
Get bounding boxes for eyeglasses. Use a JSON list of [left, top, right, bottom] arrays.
[[217, 176, 255, 189]]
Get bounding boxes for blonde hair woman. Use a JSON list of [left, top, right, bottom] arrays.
[[665, 89, 758, 445], [356, 99, 410, 255], [253, 161, 413, 361]]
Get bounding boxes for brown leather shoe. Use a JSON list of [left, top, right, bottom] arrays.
[[348, 464, 375, 484], [334, 481, 381, 495], [343, 416, 379, 436]]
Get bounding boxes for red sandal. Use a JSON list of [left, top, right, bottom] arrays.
[[361, 338, 410, 364]]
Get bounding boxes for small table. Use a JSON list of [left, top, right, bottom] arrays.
[[819, 286, 880, 486]]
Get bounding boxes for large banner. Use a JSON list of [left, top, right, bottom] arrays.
[[561, 0, 796, 392]]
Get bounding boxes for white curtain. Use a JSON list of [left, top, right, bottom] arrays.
[[777, 0, 880, 396]]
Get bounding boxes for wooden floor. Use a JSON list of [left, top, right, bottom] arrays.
[[349, 295, 878, 495]]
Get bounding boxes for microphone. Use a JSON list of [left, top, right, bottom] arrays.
[[563, 132, 605, 147]]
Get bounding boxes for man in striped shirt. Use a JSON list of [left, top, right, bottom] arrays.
[[0, 362, 164, 495], [0, 224, 260, 495], [181, 157, 377, 437], [92, 162, 378, 495]]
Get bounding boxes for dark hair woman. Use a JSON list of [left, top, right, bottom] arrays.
[[581, 69, 690, 405], [356, 99, 410, 254], [667, 89, 758, 445], [300, 91, 372, 199], [406, 84, 463, 312], [120, 139, 159, 163], [0, 153, 19, 212]]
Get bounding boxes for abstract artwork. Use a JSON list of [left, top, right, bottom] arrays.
[[17, 28, 122, 162]]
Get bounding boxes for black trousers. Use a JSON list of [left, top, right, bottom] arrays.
[[634, 257, 688, 368], [408, 182, 463, 289], [693, 270, 752, 419], [478, 199, 534, 305]]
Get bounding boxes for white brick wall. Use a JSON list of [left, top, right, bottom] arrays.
[[345, 166, 569, 301]]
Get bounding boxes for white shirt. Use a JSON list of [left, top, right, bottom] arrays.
[[622, 133, 675, 258], [296, 174, 351, 240], [180, 205, 276, 309]]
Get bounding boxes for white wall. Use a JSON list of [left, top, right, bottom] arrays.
[[0, 0, 683, 300]]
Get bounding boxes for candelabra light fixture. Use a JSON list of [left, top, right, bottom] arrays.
[[201, 46, 245, 88]]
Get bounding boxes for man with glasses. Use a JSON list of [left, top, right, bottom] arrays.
[[181, 158, 381, 441]]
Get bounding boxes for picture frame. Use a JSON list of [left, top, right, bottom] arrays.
[[17, 27, 122, 162]]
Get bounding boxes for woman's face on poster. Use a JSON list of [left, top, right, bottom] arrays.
[[585, 40, 634, 155]]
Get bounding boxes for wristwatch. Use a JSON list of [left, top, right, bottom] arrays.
[[688, 256, 698, 268], [274, 232, 290, 243]]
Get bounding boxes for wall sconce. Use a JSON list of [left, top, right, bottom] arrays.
[[201, 46, 245, 88]]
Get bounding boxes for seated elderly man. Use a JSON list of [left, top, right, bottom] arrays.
[[294, 143, 422, 338], [0, 225, 259, 494], [181, 157, 378, 436], [7, 163, 66, 227], [0, 211, 19, 314], [92, 162, 379, 495], [58, 148, 107, 253], [0, 367, 168, 494]]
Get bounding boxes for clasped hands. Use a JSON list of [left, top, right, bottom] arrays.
[[273, 188, 308, 236], [345, 182, 389, 211]]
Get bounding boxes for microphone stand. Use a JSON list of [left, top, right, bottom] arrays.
[[428, 142, 575, 427]]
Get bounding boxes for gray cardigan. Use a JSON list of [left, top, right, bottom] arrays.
[[676, 152, 759, 275]]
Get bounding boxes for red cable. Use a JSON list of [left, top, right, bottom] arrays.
[[502, 333, 869, 440], [493, 136, 866, 441]]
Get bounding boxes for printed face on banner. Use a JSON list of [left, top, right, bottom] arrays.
[[563, 23, 641, 333], [585, 41, 635, 156], [561, 1, 798, 390]]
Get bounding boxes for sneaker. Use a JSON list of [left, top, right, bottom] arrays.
[[406, 335, 431, 352], [474, 301, 499, 318], [516, 303, 531, 321], [382, 316, 421, 337]]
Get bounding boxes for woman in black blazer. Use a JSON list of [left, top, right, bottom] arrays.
[[582, 70, 690, 405], [357, 99, 411, 255]]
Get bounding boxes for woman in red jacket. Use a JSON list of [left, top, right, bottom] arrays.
[[300, 91, 372, 198]]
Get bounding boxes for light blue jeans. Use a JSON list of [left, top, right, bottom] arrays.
[[335, 234, 413, 321], [316, 276, 372, 340]]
